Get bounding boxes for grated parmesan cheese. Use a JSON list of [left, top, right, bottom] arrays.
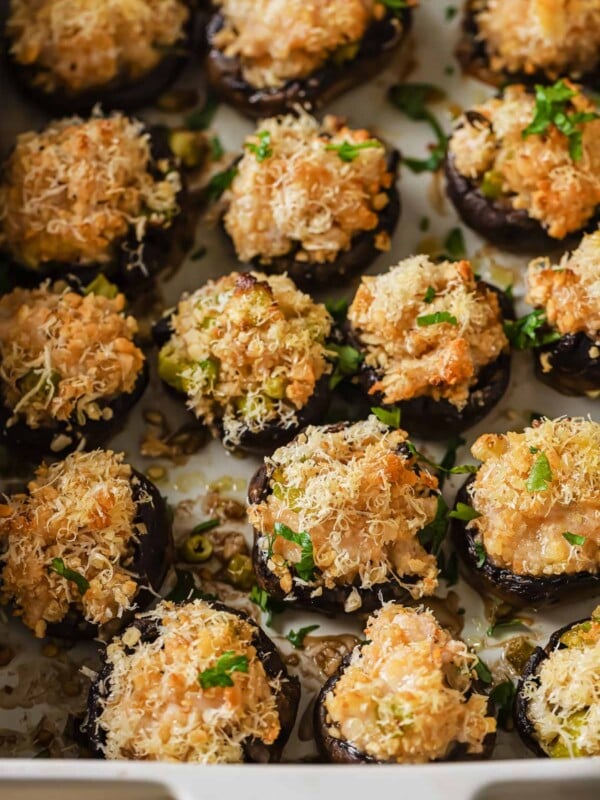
[[324, 604, 496, 763], [248, 417, 440, 597], [449, 83, 600, 238], [95, 600, 282, 762], [469, 417, 600, 576], [159, 271, 332, 448], [0, 111, 181, 269], [476, 0, 600, 80], [213, 0, 380, 89], [0, 282, 144, 428], [224, 112, 393, 265], [7, 0, 190, 93], [0, 450, 145, 638], [522, 609, 600, 757], [347, 255, 508, 409], [527, 228, 600, 339]]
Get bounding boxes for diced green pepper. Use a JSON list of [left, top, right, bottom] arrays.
[[481, 170, 504, 200], [83, 274, 119, 299], [158, 347, 191, 393], [199, 358, 219, 386], [264, 376, 286, 399]]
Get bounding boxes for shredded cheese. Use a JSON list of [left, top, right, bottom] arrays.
[[224, 112, 393, 265], [0, 450, 145, 638], [522, 608, 600, 757], [159, 271, 332, 448], [324, 604, 496, 763], [347, 255, 508, 409], [449, 83, 600, 238], [469, 417, 600, 576], [248, 417, 440, 598], [527, 228, 600, 339], [7, 0, 189, 93], [95, 600, 282, 762], [0, 282, 144, 428], [213, 0, 383, 88], [0, 111, 181, 269], [476, 0, 600, 80]]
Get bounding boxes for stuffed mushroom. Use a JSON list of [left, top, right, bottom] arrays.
[[81, 598, 300, 762], [346, 255, 512, 440], [221, 112, 400, 289], [315, 604, 497, 763], [445, 81, 600, 251], [206, 0, 415, 118], [5, 0, 193, 114], [514, 608, 600, 758], [0, 111, 186, 287], [248, 417, 442, 614], [457, 0, 600, 89], [525, 229, 600, 397], [0, 449, 173, 640], [450, 417, 600, 606], [0, 281, 148, 455], [156, 271, 333, 454]]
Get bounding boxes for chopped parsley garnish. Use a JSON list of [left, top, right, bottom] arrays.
[[419, 216, 430, 232], [449, 502, 481, 521], [286, 625, 320, 649], [438, 549, 459, 586], [529, 446, 539, 454], [209, 135, 224, 161], [191, 518, 220, 534], [371, 406, 402, 429], [563, 531, 586, 546], [418, 495, 449, 555], [207, 166, 238, 201], [404, 441, 477, 477], [522, 80, 600, 162], [490, 680, 516, 729], [445, 6, 457, 21], [328, 344, 363, 389], [526, 452, 553, 492], [245, 130, 273, 162], [438, 433, 466, 488], [474, 539, 487, 568], [324, 139, 383, 162], [379, 0, 410, 13], [417, 310, 458, 327], [249, 584, 285, 626], [424, 286, 436, 303], [504, 310, 561, 350], [443, 227, 466, 261], [474, 657, 492, 684], [48, 558, 89, 596], [388, 82, 448, 173], [185, 93, 219, 130], [487, 618, 529, 637], [166, 568, 217, 603], [325, 297, 349, 321], [273, 522, 315, 582], [198, 651, 249, 689]]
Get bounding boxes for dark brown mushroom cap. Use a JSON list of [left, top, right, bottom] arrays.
[[82, 599, 300, 762], [205, 8, 412, 118], [533, 332, 600, 397], [450, 476, 600, 607], [513, 615, 595, 758], [345, 282, 513, 441], [314, 635, 496, 763]]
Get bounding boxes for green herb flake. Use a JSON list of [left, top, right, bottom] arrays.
[[504, 310, 561, 350], [474, 658, 492, 684], [444, 65, 455, 76], [474, 539, 486, 568], [190, 246, 207, 261], [286, 625, 320, 649], [166, 568, 217, 603], [438, 433, 466, 488], [48, 558, 89, 596], [209, 136, 224, 161], [419, 216, 430, 232], [325, 297, 349, 321], [379, 0, 409, 14], [388, 83, 448, 173], [563, 531, 586, 546], [444, 227, 466, 261], [418, 495, 449, 555], [522, 80, 600, 162], [487, 618, 529, 637], [328, 344, 363, 389], [325, 139, 383, 163], [207, 166, 238, 201], [526, 452, 553, 492], [273, 522, 315, 582], [424, 286, 436, 303], [185, 93, 219, 131], [371, 406, 402, 429], [440, 550, 459, 586], [198, 651, 249, 689], [245, 130, 273, 162], [449, 502, 481, 521], [192, 518, 220, 534], [417, 310, 458, 327], [445, 5, 457, 20], [249, 584, 285, 627], [490, 680, 516, 729]]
